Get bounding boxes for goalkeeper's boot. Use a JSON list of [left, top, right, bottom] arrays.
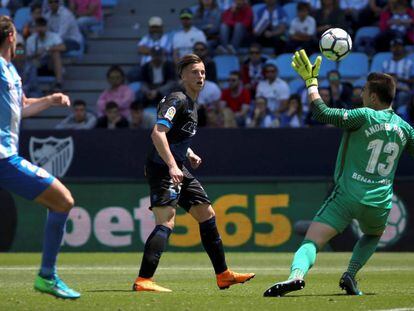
[[132, 277, 172, 292], [216, 269, 255, 290], [263, 279, 305, 297], [339, 272, 363, 295], [34, 274, 81, 299]]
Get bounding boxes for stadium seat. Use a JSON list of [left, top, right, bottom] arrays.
[[252, 3, 266, 23], [310, 53, 337, 78], [354, 26, 380, 46], [101, 0, 118, 7], [289, 78, 305, 94], [274, 53, 297, 79], [129, 81, 142, 93], [370, 52, 392, 73], [282, 3, 297, 24], [13, 7, 30, 32], [189, 5, 198, 14], [213, 55, 240, 81], [353, 78, 366, 88], [0, 8, 10, 16], [338, 52, 369, 79]]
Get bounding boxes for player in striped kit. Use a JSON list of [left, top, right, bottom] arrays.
[[264, 50, 414, 297], [0, 16, 79, 299]]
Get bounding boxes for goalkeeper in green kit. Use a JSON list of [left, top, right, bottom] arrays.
[[264, 50, 414, 297]]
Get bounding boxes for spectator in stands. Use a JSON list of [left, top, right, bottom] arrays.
[[217, 0, 234, 11], [221, 71, 251, 126], [69, 0, 103, 35], [45, 0, 83, 52], [193, 41, 217, 82], [197, 79, 222, 126], [286, 2, 317, 53], [0, 0, 23, 15], [129, 101, 147, 129], [56, 99, 97, 129], [205, 100, 238, 127], [246, 96, 279, 128], [193, 0, 221, 44], [96, 101, 129, 129], [140, 46, 177, 108], [382, 38, 414, 109], [314, 0, 347, 36], [305, 87, 331, 126], [137, 16, 172, 66], [253, 0, 288, 54], [339, 0, 369, 31], [351, 86, 363, 108], [23, 2, 43, 40], [375, 0, 414, 52], [13, 42, 41, 98], [279, 94, 304, 127], [218, 0, 253, 54], [172, 8, 207, 62], [327, 70, 353, 108], [97, 65, 135, 118], [301, 0, 321, 11], [241, 43, 267, 97], [256, 62, 290, 113], [26, 17, 65, 89]]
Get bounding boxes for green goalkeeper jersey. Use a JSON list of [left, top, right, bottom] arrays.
[[312, 99, 414, 208]]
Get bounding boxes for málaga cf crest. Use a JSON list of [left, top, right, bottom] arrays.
[[29, 136, 74, 177]]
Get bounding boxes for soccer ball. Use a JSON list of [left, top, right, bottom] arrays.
[[319, 28, 352, 61]]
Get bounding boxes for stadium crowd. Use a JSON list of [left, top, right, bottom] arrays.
[[4, 0, 414, 129]]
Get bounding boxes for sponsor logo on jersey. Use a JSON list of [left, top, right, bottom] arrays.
[[29, 136, 74, 177], [165, 107, 176, 121], [181, 121, 197, 136]]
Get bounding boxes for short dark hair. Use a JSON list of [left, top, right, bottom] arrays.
[[229, 70, 241, 79], [30, 2, 42, 12], [297, 2, 310, 11], [366, 72, 396, 105], [176, 53, 203, 77], [73, 99, 86, 107], [106, 65, 125, 82], [105, 101, 119, 111], [0, 16, 14, 46], [35, 17, 48, 27], [130, 100, 144, 111]]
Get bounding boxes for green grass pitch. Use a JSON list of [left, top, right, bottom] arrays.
[[1, 253, 414, 311]]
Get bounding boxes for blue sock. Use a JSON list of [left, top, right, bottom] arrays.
[[39, 211, 68, 279]]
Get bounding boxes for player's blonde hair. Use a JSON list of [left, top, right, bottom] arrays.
[[177, 54, 203, 78], [0, 16, 14, 47]]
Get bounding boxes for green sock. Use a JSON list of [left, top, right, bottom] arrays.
[[289, 240, 318, 280], [347, 234, 380, 278]]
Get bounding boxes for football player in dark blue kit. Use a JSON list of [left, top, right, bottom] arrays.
[[133, 54, 255, 292]]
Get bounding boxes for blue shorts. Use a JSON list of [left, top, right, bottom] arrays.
[[0, 155, 55, 200]]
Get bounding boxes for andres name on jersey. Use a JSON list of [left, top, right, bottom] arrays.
[[365, 123, 407, 146], [182, 121, 197, 136]]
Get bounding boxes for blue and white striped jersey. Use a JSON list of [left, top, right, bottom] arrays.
[[0, 57, 23, 159]]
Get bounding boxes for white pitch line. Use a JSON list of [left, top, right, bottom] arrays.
[[370, 308, 414, 311], [0, 266, 413, 272]]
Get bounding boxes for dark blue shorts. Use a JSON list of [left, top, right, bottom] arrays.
[[0, 155, 55, 200]]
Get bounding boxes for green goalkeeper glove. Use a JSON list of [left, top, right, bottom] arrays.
[[291, 49, 322, 88]]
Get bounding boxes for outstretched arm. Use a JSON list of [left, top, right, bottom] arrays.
[[22, 93, 70, 118], [291, 49, 366, 130]]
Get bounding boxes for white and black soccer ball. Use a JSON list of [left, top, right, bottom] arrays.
[[319, 28, 352, 61]]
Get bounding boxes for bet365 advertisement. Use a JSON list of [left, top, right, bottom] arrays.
[[2, 181, 412, 252]]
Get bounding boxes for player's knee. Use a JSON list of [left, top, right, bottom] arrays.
[[58, 192, 74, 213]]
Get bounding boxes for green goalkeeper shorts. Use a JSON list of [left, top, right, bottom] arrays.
[[313, 185, 390, 235]]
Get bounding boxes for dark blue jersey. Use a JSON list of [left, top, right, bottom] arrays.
[[147, 91, 198, 166]]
